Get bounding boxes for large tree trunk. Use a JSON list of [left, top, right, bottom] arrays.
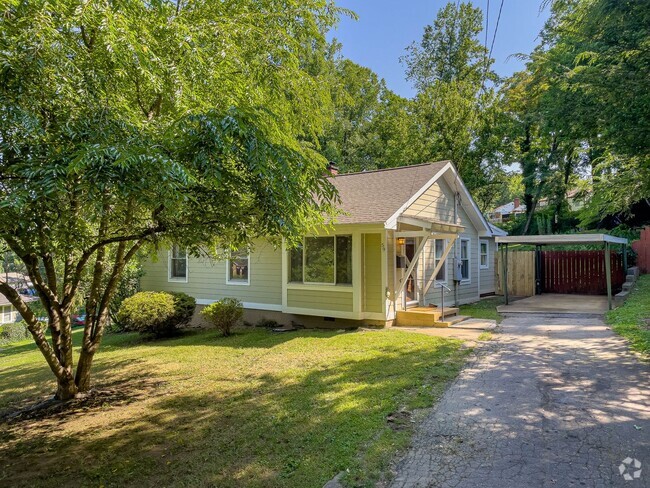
[[56, 374, 78, 401], [75, 349, 95, 393]]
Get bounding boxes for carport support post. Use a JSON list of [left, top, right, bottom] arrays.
[[622, 244, 628, 273], [502, 243, 509, 305], [605, 242, 612, 310]]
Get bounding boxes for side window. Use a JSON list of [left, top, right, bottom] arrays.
[[480, 240, 489, 269], [460, 239, 470, 280], [169, 245, 188, 282], [227, 249, 250, 285], [434, 239, 446, 282]]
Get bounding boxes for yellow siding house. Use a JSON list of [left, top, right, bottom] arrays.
[[141, 161, 505, 327]]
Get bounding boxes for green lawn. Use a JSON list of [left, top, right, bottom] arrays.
[[0, 327, 468, 488], [606, 274, 650, 356], [459, 295, 504, 322]]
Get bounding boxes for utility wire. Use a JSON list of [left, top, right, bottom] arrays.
[[488, 0, 505, 63], [484, 0, 490, 72], [480, 0, 505, 95]]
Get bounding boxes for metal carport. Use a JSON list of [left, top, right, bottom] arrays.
[[495, 234, 629, 310]]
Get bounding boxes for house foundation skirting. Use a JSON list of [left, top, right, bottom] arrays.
[[190, 304, 391, 330]]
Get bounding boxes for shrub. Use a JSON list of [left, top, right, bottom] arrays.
[[117, 291, 196, 337], [0, 322, 31, 345], [200, 298, 243, 337]]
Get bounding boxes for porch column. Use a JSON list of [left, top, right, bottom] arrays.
[[605, 241, 612, 310]]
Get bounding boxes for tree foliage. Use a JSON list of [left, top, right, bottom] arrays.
[[0, 0, 343, 399], [502, 0, 650, 229]]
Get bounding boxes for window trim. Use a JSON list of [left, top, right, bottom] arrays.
[[168, 245, 189, 283], [226, 250, 251, 286], [289, 235, 353, 286], [460, 238, 471, 283], [479, 239, 489, 270]]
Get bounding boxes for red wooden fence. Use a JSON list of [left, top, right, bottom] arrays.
[[631, 226, 650, 273], [541, 250, 625, 295]]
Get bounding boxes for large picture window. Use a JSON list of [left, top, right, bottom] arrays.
[[169, 245, 188, 281], [227, 249, 250, 285], [289, 235, 353, 285], [460, 239, 470, 280]]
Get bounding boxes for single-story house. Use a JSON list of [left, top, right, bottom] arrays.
[[141, 161, 503, 327], [0, 293, 37, 324]]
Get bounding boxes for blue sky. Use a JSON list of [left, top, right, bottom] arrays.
[[329, 0, 550, 98]]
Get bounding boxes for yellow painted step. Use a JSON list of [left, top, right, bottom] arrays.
[[395, 307, 460, 327]]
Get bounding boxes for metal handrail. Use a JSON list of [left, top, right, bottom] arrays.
[[435, 281, 451, 292]]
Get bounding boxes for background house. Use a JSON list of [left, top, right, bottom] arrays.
[[488, 198, 526, 223]]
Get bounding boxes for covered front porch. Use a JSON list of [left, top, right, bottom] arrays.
[[389, 216, 465, 327]]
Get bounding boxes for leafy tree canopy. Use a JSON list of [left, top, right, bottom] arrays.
[[0, 0, 344, 399]]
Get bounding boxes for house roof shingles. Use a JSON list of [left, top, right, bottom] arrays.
[[328, 161, 449, 225]]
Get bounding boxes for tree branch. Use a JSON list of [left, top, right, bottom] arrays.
[[0, 280, 66, 380]]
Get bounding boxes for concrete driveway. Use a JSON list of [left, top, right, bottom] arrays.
[[389, 314, 650, 488]]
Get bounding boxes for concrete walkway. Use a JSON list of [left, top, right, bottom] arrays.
[[389, 314, 650, 488], [497, 294, 609, 314]]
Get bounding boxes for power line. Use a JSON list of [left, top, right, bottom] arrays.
[[484, 0, 490, 72], [480, 0, 505, 94], [488, 0, 505, 63]]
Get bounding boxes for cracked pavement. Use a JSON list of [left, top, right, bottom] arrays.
[[389, 314, 650, 488]]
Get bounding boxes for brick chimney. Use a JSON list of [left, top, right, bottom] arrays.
[[513, 197, 520, 209], [327, 162, 339, 176]]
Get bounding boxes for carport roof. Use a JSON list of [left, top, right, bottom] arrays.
[[495, 233, 628, 245]]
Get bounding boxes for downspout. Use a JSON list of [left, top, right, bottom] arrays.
[[454, 191, 459, 306]]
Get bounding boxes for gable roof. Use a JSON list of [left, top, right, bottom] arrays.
[[329, 161, 449, 225], [328, 161, 495, 236]]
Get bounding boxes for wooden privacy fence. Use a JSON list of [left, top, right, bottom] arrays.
[[496, 249, 626, 297], [541, 250, 625, 295], [631, 226, 650, 273], [496, 250, 535, 297]]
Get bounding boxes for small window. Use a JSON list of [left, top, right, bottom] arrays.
[[460, 239, 470, 280], [480, 240, 489, 269], [289, 235, 353, 285], [169, 245, 188, 281], [1, 305, 11, 323], [227, 249, 250, 285], [433, 239, 446, 282]]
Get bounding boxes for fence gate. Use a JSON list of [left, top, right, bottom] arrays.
[[496, 250, 535, 297], [541, 250, 625, 295]]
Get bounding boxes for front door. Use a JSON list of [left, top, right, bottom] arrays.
[[404, 238, 419, 307]]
